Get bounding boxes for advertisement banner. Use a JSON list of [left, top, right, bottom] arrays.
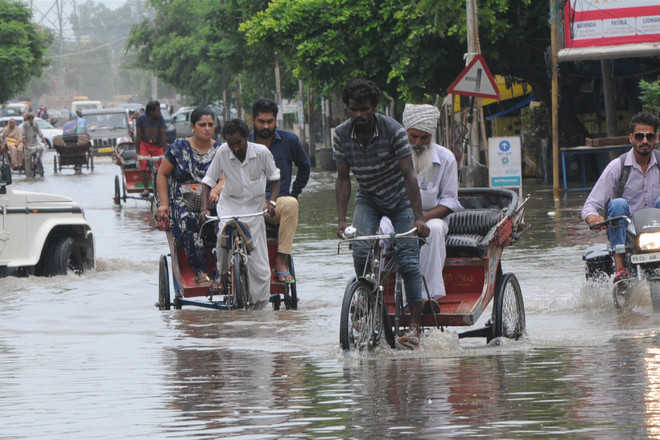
[[488, 137, 521, 193], [564, 0, 660, 49]]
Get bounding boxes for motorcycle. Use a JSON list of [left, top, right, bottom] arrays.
[[583, 207, 660, 311]]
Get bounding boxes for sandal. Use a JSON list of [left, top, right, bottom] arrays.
[[193, 272, 211, 284], [396, 334, 420, 350], [274, 270, 295, 284]]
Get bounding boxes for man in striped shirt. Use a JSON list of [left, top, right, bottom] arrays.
[[333, 79, 429, 348]]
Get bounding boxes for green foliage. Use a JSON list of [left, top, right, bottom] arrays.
[[0, 0, 50, 103], [639, 79, 660, 111]]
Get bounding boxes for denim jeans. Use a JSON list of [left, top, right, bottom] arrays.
[[352, 199, 422, 302], [607, 197, 660, 249]]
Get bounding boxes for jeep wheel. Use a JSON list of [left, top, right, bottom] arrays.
[[37, 237, 84, 276]]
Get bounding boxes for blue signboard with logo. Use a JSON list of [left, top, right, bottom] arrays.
[[488, 136, 522, 194]]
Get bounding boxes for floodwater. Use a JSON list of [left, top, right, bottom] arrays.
[[2, 151, 660, 439]]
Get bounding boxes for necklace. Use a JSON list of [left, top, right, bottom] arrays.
[[189, 137, 212, 154]]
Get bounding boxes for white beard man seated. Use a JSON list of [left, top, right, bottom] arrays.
[[379, 104, 462, 299]]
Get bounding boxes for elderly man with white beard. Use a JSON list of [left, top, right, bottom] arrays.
[[380, 104, 462, 300]]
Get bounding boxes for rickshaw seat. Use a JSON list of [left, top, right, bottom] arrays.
[[445, 209, 502, 258], [119, 149, 137, 167]]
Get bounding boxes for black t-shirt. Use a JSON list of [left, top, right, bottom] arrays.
[[136, 114, 166, 145]]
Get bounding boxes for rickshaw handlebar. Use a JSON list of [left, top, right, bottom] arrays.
[[204, 210, 268, 222], [137, 155, 164, 162]]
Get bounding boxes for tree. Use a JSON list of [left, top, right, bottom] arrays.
[[0, 0, 50, 103]]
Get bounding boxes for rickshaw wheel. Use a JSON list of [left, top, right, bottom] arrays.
[[339, 278, 384, 351], [158, 255, 171, 310], [53, 155, 58, 174], [113, 175, 121, 205], [89, 153, 94, 172], [271, 294, 281, 311], [492, 273, 525, 340], [231, 253, 249, 309]]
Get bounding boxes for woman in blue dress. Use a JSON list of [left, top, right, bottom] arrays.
[[156, 107, 224, 283]]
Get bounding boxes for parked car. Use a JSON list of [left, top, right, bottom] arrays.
[[160, 108, 176, 144], [0, 165, 95, 277], [82, 108, 132, 156]]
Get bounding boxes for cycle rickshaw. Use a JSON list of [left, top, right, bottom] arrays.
[[156, 187, 298, 311], [112, 141, 162, 209], [339, 188, 527, 351], [52, 133, 94, 174]]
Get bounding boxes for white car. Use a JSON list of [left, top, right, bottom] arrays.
[[0, 166, 95, 276], [34, 117, 63, 149]]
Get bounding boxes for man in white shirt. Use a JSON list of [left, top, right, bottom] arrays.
[[201, 119, 281, 307], [381, 104, 462, 299]]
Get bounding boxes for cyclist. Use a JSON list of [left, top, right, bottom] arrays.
[[201, 119, 281, 308], [333, 79, 429, 348]]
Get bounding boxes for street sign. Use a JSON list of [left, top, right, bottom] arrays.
[[488, 136, 522, 194], [447, 54, 500, 99]]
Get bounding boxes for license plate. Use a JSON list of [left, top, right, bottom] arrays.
[[631, 252, 660, 264]]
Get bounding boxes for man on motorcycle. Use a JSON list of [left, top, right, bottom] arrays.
[[21, 112, 45, 178], [582, 111, 660, 282], [1, 119, 23, 169]]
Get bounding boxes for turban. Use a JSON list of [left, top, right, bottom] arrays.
[[402, 104, 440, 135]]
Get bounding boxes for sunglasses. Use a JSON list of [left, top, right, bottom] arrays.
[[634, 132, 656, 142], [196, 122, 215, 128]]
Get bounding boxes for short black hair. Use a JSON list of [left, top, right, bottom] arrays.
[[631, 111, 660, 132], [342, 79, 380, 106], [222, 119, 249, 139], [252, 98, 278, 118], [190, 107, 215, 126], [145, 100, 160, 115]]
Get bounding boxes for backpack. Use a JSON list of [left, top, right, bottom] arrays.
[[614, 149, 660, 199]]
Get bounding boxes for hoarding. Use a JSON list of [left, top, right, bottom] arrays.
[[564, 0, 660, 49]]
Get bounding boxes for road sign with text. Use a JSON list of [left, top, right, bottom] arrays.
[[447, 54, 500, 99]]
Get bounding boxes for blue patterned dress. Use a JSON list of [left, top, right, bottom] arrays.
[[165, 139, 221, 274]]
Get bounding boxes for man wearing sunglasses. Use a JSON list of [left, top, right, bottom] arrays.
[[582, 111, 660, 282]]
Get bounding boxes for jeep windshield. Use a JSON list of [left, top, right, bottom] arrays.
[[86, 114, 128, 131]]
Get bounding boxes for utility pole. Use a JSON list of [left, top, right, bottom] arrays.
[[551, 0, 560, 200], [464, 0, 484, 187], [601, 60, 617, 136]]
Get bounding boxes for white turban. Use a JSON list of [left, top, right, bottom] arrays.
[[402, 104, 440, 135]]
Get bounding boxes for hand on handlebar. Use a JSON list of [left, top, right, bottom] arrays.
[[209, 188, 221, 204], [415, 219, 430, 238], [337, 221, 348, 239], [586, 214, 606, 231], [200, 208, 210, 222]]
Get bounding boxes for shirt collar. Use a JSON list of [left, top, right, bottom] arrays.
[[626, 148, 659, 170], [227, 141, 257, 162]]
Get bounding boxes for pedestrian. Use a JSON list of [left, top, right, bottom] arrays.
[[250, 98, 311, 283], [333, 79, 429, 348]]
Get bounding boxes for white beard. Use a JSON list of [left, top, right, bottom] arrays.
[[412, 144, 433, 176]]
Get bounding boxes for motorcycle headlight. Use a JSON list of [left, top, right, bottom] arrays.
[[639, 232, 660, 251]]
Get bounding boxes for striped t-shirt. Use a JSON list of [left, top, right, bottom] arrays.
[[332, 113, 412, 211]]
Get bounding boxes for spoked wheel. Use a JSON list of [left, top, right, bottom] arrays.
[[339, 278, 384, 351], [384, 274, 404, 349], [113, 175, 121, 205], [492, 273, 525, 340], [53, 155, 58, 174], [231, 252, 249, 309], [89, 153, 94, 172], [158, 255, 171, 310]]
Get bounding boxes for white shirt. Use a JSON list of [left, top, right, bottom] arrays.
[[202, 141, 280, 216], [418, 143, 462, 213]]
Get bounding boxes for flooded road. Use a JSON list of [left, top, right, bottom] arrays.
[[2, 151, 660, 439]]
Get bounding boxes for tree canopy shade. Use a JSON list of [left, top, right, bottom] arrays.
[[0, 0, 50, 103]]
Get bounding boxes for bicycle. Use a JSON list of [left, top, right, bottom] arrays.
[[338, 226, 422, 351], [201, 210, 267, 310]]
